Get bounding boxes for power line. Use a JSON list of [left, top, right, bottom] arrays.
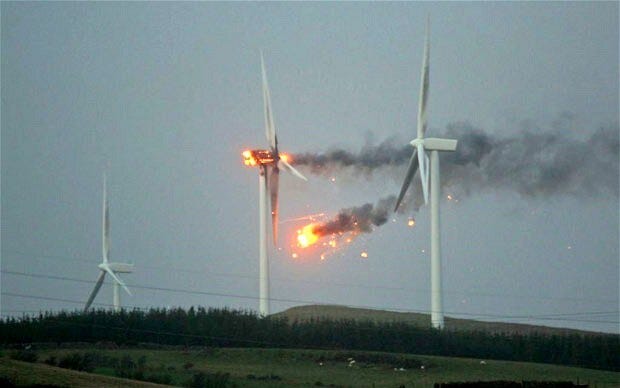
[[3, 279, 619, 326], [3, 249, 616, 305]]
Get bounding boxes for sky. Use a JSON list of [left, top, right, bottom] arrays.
[[1, 2, 618, 333]]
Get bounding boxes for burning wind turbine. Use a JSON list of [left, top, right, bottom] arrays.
[[242, 53, 307, 316]]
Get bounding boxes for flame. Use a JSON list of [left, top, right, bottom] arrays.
[[242, 150, 257, 166], [297, 223, 319, 248], [280, 153, 290, 163]]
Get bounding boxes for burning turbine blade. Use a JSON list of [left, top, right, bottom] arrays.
[[269, 166, 280, 245]]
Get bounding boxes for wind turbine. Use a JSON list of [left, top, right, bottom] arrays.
[[394, 20, 458, 330], [242, 53, 307, 316], [84, 173, 133, 313]]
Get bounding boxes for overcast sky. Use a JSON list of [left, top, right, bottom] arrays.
[[2, 2, 618, 333]]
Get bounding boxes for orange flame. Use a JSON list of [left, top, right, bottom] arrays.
[[242, 150, 257, 166], [279, 153, 291, 163], [297, 223, 320, 248]]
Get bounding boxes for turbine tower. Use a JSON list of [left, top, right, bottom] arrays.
[[394, 20, 458, 330], [84, 173, 133, 312], [242, 53, 307, 316]]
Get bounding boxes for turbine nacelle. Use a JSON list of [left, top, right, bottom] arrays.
[[242, 149, 278, 167], [410, 137, 458, 152], [99, 262, 134, 274]]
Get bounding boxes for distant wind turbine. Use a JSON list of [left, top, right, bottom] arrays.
[[84, 173, 133, 312], [394, 20, 458, 330], [242, 53, 308, 316]]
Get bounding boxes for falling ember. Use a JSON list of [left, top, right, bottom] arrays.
[[320, 253, 326, 261], [360, 251, 368, 258], [447, 194, 453, 201], [328, 240, 337, 248], [407, 218, 415, 227], [330, 177, 336, 182], [297, 223, 319, 248], [291, 253, 298, 259]]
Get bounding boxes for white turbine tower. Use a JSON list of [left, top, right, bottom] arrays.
[[242, 53, 308, 316], [84, 173, 133, 312], [394, 20, 458, 330]]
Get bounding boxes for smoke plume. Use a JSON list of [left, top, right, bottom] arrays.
[[293, 123, 620, 199], [312, 196, 397, 237]]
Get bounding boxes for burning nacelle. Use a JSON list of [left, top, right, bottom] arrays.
[[242, 149, 276, 167]]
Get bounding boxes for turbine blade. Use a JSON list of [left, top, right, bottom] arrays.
[[261, 52, 277, 151], [84, 271, 106, 311], [417, 18, 430, 139], [101, 263, 132, 296], [394, 148, 419, 212], [417, 143, 429, 205], [269, 166, 280, 245], [279, 159, 308, 181], [102, 172, 110, 263]]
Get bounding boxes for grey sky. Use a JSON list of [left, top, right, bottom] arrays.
[[2, 2, 618, 333]]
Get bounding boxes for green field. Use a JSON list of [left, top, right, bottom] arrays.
[[2, 347, 619, 387]]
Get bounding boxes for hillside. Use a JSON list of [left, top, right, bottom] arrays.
[[274, 304, 605, 336], [0, 358, 167, 387]]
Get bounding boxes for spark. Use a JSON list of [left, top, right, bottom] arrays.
[[279, 153, 290, 163], [407, 218, 415, 227], [447, 194, 453, 201], [360, 251, 368, 258], [291, 253, 298, 259], [328, 240, 337, 248], [280, 213, 326, 224], [330, 177, 336, 182]]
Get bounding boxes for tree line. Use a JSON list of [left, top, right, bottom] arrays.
[[1, 307, 617, 371]]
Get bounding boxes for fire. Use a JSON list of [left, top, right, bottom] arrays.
[[297, 223, 319, 248], [242, 150, 257, 166], [360, 251, 368, 258], [407, 218, 415, 227], [280, 153, 290, 163]]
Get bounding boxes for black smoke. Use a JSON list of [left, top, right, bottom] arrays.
[[313, 196, 397, 237], [293, 122, 619, 199]]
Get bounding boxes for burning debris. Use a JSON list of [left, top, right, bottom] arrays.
[[296, 196, 397, 249]]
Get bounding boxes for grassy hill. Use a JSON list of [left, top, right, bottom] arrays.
[[274, 304, 605, 336], [0, 357, 167, 387], [2, 347, 619, 387]]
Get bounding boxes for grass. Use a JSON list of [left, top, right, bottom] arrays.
[[2, 347, 618, 387], [0, 357, 167, 387], [274, 304, 608, 336]]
